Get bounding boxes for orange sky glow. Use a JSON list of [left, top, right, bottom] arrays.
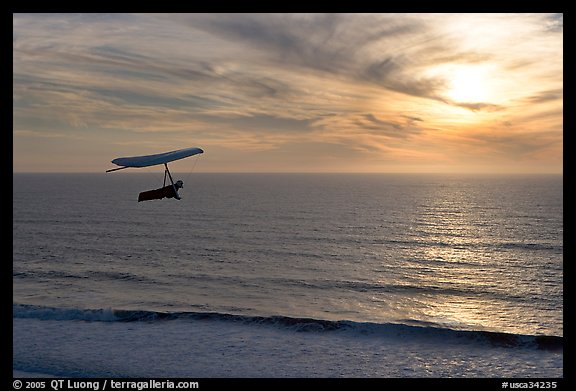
[[13, 13, 563, 173]]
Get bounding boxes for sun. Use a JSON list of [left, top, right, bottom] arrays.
[[446, 66, 491, 103]]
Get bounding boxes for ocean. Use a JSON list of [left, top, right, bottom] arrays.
[[12, 173, 563, 377]]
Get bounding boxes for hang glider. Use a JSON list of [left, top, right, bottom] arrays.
[[106, 147, 203, 202]]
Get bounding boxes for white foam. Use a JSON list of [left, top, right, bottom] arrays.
[[13, 317, 563, 378]]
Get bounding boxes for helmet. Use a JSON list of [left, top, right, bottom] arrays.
[[175, 180, 184, 188]]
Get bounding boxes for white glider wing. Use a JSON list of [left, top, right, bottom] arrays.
[[107, 147, 203, 171]]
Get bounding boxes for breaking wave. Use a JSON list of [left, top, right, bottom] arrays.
[[13, 304, 562, 351]]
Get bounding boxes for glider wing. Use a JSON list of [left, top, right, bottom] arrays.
[[111, 147, 204, 168]]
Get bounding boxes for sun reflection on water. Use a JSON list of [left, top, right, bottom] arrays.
[[369, 176, 562, 336]]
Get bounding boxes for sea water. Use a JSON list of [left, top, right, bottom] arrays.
[[13, 173, 563, 377]]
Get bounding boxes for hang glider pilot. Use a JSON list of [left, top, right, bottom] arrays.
[[138, 180, 184, 202], [107, 147, 203, 202]]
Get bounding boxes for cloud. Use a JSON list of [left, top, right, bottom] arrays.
[[523, 89, 563, 104], [451, 102, 502, 112], [174, 13, 450, 101], [13, 13, 563, 173], [355, 113, 422, 139], [179, 14, 420, 72], [545, 13, 563, 32], [464, 130, 563, 160]]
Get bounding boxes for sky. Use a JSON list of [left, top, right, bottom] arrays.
[[13, 13, 563, 173]]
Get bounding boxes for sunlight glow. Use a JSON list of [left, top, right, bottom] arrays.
[[447, 66, 492, 103], [13, 13, 563, 173]]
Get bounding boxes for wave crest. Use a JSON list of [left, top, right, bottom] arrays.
[[13, 304, 562, 351]]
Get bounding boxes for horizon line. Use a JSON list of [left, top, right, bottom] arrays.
[[12, 171, 564, 175]]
